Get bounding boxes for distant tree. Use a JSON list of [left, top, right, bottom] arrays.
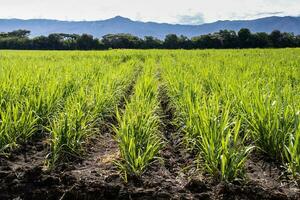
[[252, 32, 272, 48], [163, 34, 179, 49], [77, 34, 99, 50], [178, 35, 193, 49], [7, 29, 31, 38], [296, 35, 300, 47], [32, 36, 49, 50], [142, 36, 162, 49], [0, 37, 31, 49], [269, 30, 282, 48], [269, 30, 297, 48], [192, 34, 222, 49], [59, 33, 80, 50], [0, 29, 31, 49], [217, 30, 238, 48], [238, 28, 253, 48], [281, 32, 297, 47], [102, 34, 142, 49], [48, 34, 64, 50]]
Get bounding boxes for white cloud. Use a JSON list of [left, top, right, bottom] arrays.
[[0, 0, 299, 23], [177, 13, 205, 25]]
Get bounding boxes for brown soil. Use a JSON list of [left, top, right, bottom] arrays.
[[0, 125, 299, 200]]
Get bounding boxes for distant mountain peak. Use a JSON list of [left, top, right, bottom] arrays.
[[108, 16, 132, 22]]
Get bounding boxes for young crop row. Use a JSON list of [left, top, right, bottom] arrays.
[[0, 51, 143, 168], [160, 50, 300, 181], [161, 59, 252, 181], [114, 58, 163, 181], [0, 54, 94, 154], [47, 59, 140, 167]]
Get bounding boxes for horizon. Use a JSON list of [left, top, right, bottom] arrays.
[[1, 15, 300, 26], [1, 0, 300, 24]]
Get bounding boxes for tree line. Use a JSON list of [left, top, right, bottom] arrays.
[[0, 28, 300, 50]]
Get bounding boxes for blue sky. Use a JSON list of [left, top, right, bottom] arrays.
[[1, 0, 299, 24]]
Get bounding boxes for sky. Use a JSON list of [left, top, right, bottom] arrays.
[[0, 0, 299, 24]]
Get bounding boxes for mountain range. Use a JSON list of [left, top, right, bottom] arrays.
[[0, 16, 300, 39]]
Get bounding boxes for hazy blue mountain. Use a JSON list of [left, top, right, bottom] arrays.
[[0, 16, 299, 39]]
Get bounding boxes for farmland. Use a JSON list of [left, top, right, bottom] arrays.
[[0, 49, 300, 199]]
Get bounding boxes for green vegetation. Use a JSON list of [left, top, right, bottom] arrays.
[[0, 49, 299, 183], [161, 55, 253, 181], [47, 59, 139, 167], [114, 59, 163, 181], [161, 49, 300, 180]]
